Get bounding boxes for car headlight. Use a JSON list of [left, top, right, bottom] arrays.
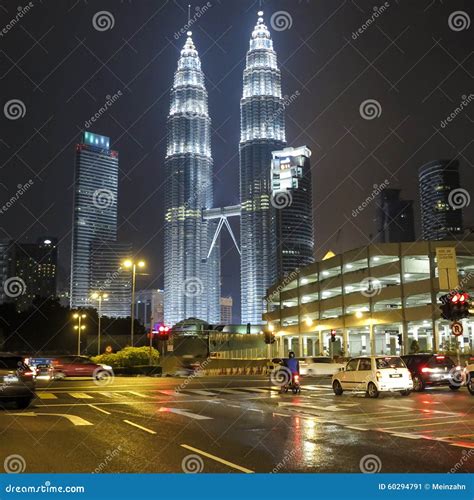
[[99, 364, 112, 371]]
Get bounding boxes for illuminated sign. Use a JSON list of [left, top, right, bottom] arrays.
[[83, 131, 110, 150]]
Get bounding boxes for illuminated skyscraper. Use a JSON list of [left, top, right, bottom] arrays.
[[164, 32, 220, 326], [70, 132, 119, 311], [240, 12, 286, 324]]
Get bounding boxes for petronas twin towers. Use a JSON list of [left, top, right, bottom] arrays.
[[164, 12, 285, 326]]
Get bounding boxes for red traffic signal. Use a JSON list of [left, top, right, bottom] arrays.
[[157, 325, 170, 341], [330, 330, 337, 342]]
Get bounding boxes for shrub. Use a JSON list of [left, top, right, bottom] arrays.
[[92, 346, 159, 368]]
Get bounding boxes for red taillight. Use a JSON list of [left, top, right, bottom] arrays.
[[294, 375, 300, 383], [23, 371, 33, 377]]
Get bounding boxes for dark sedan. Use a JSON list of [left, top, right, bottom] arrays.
[[0, 353, 35, 408]]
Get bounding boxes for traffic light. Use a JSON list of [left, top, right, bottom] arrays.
[[157, 325, 170, 341], [330, 330, 336, 343], [397, 334, 403, 346], [439, 292, 471, 321], [264, 330, 275, 344]]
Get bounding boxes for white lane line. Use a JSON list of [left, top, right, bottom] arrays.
[[128, 391, 150, 398], [158, 390, 185, 396], [69, 392, 93, 399], [183, 389, 217, 396], [9, 412, 93, 426], [383, 419, 463, 430], [239, 388, 271, 393], [346, 426, 368, 431], [36, 393, 57, 400], [180, 444, 254, 473], [123, 419, 156, 434], [159, 407, 213, 420], [218, 388, 246, 394], [88, 404, 111, 415]]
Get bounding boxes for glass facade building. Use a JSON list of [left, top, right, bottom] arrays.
[[264, 241, 474, 358], [240, 13, 286, 324], [419, 159, 464, 240], [271, 146, 314, 279], [70, 132, 119, 311], [164, 32, 220, 326]]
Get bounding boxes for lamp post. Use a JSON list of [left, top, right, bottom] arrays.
[[73, 313, 86, 356], [90, 292, 108, 355], [122, 259, 145, 347]]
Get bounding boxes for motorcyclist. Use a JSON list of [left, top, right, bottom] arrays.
[[284, 351, 300, 376]]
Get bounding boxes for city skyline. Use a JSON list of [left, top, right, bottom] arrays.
[[1, 1, 473, 323]]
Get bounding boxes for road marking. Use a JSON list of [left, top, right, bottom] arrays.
[[239, 388, 270, 393], [218, 388, 246, 394], [180, 444, 254, 473], [383, 419, 462, 430], [278, 402, 352, 412], [36, 393, 57, 400], [128, 391, 150, 398], [158, 390, 185, 396], [69, 392, 93, 399], [9, 412, 93, 426], [273, 412, 292, 417], [88, 404, 111, 415], [159, 407, 212, 420], [184, 389, 217, 396], [346, 426, 368, 431], [123, 420, 156, 434]]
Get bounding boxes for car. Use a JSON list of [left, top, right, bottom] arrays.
[[401, 353, 462, 392], [299, 356, 345, 377], [50, 355, 113, 380], [332, 355, 413, 398], [463, 357, 474, 395], [0, 353, 35, 408]]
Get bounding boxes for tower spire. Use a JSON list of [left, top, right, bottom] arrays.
[[188, 4, 191, 24]]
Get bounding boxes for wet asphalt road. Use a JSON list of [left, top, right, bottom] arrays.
[[0, 375, 473, 473]]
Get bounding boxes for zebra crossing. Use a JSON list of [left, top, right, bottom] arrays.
[[34, 384, 333, 402]]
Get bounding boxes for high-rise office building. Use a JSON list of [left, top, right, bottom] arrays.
[[90, 241, 131, 318], [375, 188, 415, 243], [419, 159, 464, 240], [0, 240, 11, 304], [271, 146, 314, 278], [135, 289, 164, 329], [70, 132, 119, 310], [240, 12, 286, 324], [4, 238, 58, 311], [164, 31, 220, 326], [220, 296, 233, 324]]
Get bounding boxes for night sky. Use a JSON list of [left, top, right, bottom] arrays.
[[1, 0, 473, 322]]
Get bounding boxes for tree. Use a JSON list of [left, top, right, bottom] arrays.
[[409, 339, 420, 354]]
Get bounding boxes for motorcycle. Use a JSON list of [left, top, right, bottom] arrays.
[[281, 373, 301, 394]]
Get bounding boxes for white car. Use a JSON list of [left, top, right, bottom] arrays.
[[299, 357, 345, 377], [332, 356, 413, 398], [463, 359, 474, 395]]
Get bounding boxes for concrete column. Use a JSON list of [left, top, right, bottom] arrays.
[[299, 336, 304, 357], [302, 336, 308, 357], [369, 323, 375, 355], [412, 326, 419, 341], [385, 331, 391, 355], [361, 334, 367, 355], [318, 331, 323, 355], [343, 329, 349, 357]]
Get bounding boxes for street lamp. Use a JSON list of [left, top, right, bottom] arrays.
[[73, 313, 86, 356], [122, 259, 145, 346], [90, 292, 108, 355]]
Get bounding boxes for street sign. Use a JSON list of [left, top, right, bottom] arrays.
[[451, 321, 463, 337], [436, 247, 459, 291], [105, 345, 113, 354]]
